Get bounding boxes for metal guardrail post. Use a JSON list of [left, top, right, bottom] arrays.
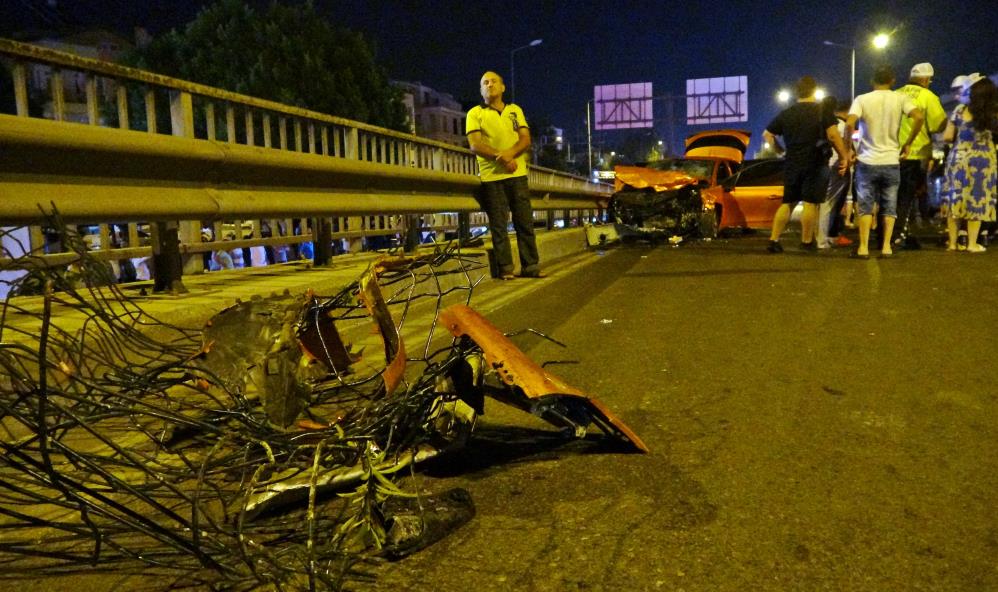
[[12, 62, 29, 117], [458, 212, 471, 242], [403, 215, 420, 253], [50, 68, 65, 121], [346, 128, 359, 160], [314, 217, 332, 266], [84, 74, 98, 125], [166, 90, 199, 287], [150, 221, 186, 294]]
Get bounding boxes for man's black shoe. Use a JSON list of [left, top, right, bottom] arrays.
[[902, 236, 922, 250], [766, 241, 784, 253], [799, 241, 818, 252]]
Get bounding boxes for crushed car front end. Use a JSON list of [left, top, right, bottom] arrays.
[[609, 165, 718, 239]]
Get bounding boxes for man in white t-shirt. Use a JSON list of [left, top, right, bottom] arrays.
[[844, 65, 925, 258]]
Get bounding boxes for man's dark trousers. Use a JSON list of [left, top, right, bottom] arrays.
[[895, 159, 925, 243], [479, 176, 539, 275]]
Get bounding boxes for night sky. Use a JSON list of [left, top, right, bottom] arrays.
[[4, 0, 998, 157]]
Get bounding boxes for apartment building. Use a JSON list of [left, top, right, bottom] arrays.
[[392, 80, 467, 147]]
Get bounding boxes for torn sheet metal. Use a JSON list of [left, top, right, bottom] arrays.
[[439, 303, 649, 453], [357, 259, 407, 396]]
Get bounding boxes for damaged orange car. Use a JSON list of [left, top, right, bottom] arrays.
[[610, 130, 786, 238]]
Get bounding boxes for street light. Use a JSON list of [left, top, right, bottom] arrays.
[[510, 38, 542, 103], [824, 35, 889, 101], [777, 89, 791, 103], [815, 88, 826, 101]]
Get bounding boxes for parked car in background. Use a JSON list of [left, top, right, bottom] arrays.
[[609, 130, 786, 239]]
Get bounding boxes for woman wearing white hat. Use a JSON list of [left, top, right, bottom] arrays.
[[940, 74, 998, 252]]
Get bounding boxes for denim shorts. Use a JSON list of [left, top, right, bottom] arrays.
[[854, 162, 900, 217]]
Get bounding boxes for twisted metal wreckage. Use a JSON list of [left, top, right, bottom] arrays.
[[0, 221, 647, 590]]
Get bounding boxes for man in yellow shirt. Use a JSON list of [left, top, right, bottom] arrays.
[[895, 62, 947, 249], [465, 71, 544, 279]]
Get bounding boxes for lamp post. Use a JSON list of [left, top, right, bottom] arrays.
[[824, 33, 890, 101], [510, 39, 542, 103], [823, 40, 856, 100], [586, 99, 592, 177]]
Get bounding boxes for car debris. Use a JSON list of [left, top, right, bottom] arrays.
[[0, 217, 647, 591]]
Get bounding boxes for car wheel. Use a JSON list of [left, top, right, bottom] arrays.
[[698, 206, 719, 239]]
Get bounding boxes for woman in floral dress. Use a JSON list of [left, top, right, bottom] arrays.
[[941, 76, 998, 252]]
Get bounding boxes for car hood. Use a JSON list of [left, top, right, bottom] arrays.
[[614, 166, 699, 193]]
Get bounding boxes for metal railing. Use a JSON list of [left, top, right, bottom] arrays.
[[0, 38, 610, 290]]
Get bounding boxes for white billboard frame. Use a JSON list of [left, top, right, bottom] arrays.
[[686, 76, 748, 125], [594, 82, 654, 130]]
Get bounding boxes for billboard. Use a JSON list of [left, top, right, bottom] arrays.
[[686, 76, 748, 125], [594, 83, 653, 130]]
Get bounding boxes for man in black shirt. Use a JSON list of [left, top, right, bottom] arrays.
[[763, 76, 850, 252]]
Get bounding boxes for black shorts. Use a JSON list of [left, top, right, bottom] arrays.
[[783, 165, 830, 205]]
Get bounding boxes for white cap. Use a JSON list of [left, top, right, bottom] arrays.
[[963, 72, 986, 91], [951, 74, 968, 89], [910, 62, 934, 78]]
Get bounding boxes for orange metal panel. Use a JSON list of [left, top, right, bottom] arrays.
[[439, 304, 649, 452]]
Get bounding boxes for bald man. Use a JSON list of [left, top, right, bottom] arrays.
[[466, 71, 544, 279]]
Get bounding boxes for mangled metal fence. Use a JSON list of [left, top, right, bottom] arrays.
[[0, 217, 645, 590]]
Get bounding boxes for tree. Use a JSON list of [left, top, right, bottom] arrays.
[[125, 0, 409, 131], [615, 130, 658, 165]]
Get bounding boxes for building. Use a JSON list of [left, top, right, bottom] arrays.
[[535, 125, 565, 152], [392, 81, 467, 147]]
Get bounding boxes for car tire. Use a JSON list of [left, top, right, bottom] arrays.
[[698, 206, 719, 239]]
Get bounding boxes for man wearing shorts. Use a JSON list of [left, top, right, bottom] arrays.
[[845, 65, 924, 258], [763, 76, 849, 253]]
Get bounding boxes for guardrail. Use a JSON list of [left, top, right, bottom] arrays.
[[0, 38, 610, 291]]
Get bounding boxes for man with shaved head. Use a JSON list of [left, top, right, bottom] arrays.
[[466, 71, 544, 279]]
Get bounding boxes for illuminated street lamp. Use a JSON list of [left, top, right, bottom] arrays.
[[510, 39, 542, 103], [824, 34, 890, 101], [777, 89, 791, 104], [815, 88, 826, 101]]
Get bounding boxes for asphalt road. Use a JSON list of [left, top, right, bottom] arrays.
[[370, 233, 998, 591]]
